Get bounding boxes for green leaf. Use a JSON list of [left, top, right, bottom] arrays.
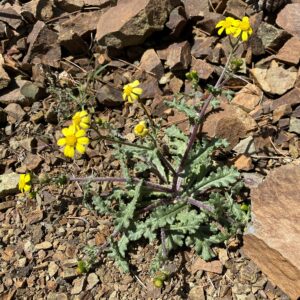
[[114, 180, 143, 232], [108, 240, 130, 273], [149, 149, 168, 182], [118, 234, 129, 258]]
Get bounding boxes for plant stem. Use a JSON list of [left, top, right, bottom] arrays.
[[186, 197, 214, 212], [173, 41, 240, 191], [161, 228, 167, 260], [69, 176, 173, 193], [139, 100, 156, 130]]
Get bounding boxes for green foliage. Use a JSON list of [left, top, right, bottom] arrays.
[[90, 94, 248, 274]]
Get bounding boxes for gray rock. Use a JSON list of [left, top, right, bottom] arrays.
[[0, 173, 20, 197], [233, 136, 256, 155], [289, 117, 300, 134]]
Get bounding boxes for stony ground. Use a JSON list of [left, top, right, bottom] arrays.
[[1, 0, 300, 299]]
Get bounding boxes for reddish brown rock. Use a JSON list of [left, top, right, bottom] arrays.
[[190, 257, 223, 274], [0, 7, 22, 29], [166, 6, 187, 38], [231, 83, 262, 113], [166, 41, 191, 70], [225, 0, 247, 19], [244, 163, 300, 300], [140, 49, 164, 79], [271, 87, 300, 111], [233, 154, 253, 171], [202, 102, 257, 149], [183, 0, 209, 19], [191, 37, 217, 59], [95, 0, 173, 48], [276, 4, 300, 39], [276, 37, 300, 65], [191, 58, 214, 80]]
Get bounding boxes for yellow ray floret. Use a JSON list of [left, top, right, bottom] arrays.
[[215, 17, 237, 36], [57, 124, 89, 158], [123, 80, 143, 103], [72, 110, 90, 129], [233, 16, 253, 42]]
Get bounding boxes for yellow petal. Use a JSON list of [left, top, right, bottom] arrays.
[[24, 184, 31, 192], [80, 123, 89, 129], [75, 130, 86, 138], [242, 31, 248, 41], [79, 110, 88, 117], [218, 27, 224, 35], [127, 95, 133, 103], [131, 80, 140, 87], [242, 16, 249, 23], [77, 137, 89, 145], [76, 143, 86, 154], [64, 145, 75, 158], [131, 93, 139, 101], [24, 173, 31, 183], [133, 87, 143, 95], [215, 20, 224, 28], [122, 93, 127, 101], [57, 138, 66, 146], [62, 127, 71, 136]]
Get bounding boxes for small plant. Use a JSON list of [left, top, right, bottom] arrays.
[[25, 16, 252, 275]]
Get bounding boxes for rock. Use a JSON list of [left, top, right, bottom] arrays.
[[276, 37, 300, 65], [244, 163, 300, 300], [233, 154, 253, 171], [191, 257, 223, 274], [48, 262, 59, 277], [0, 55, 10, 90], [35, 241, 52, 250], [276, 4, 300, 39], [191, 58, 214, 80], [0, 7, 22, 29], [87, 273, 99, 290], [22, 154, 43, 171], [207, 43, 223, 64], [96, 84, 123, 107], [96, 0, 173, 48], [139, 77, 162, 99], [30, 111, 44, 124], [191, 37, 217, 59], [251, 60, 297, 95], [71, 277, 85, 295], [231, 84, 262, 113], [55, 0, 85, 12], [233, 136, 256, 155], [197, 12, 223, 34], [47, 292, 68, 300], [289, 117, 300, 134], [169, 76, 183, 93], [183, 0, 209, 19], [0, 173, 20, 196], [4, 103, 26, 124], [23, 21, 61, 68], [140, 49, 164, 79], [26, 209, 44, 225], [165, 6, 187, 38], [242, 172, 264, 189], [202, 102, 257, 150], [166, 41, 191, 70], [225, 0, 247, 19], [256, 22, 290, 51], [271, 87, 300, 111], [59, 11, 102, 54], [20, 82, 46, 101], [272, 104, 292, 123], [22, 0, 54, 21], [188, 285, 206, 300]]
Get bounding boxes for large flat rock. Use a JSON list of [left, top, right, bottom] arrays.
[[244, 163, 300, 300]]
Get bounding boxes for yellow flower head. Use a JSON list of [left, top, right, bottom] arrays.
[[57, 124, 89, 158], [134, 121, 148, 137], [215, 17, 237, 36], [233, 16, 253, 42], [122, 80, 143, 103], [19, 173, 31, 193], [72, 110, 90, 129]]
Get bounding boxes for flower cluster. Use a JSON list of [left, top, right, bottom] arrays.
[[19, 173, 31, 193], [134, 121, 148, 137], [57, 110, 90, 158], [216, 16, 253, 41], [122, 80, 143, 103]]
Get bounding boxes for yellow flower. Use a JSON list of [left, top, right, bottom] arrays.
[[134, 121, 148, 137], [57, 125, 89, 158], [233, 16, 253, 41], [122, 80, 143, 103], [215, 17, 237, 36], [72, 110, 90, 129], [18, 173, 31, 193]]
